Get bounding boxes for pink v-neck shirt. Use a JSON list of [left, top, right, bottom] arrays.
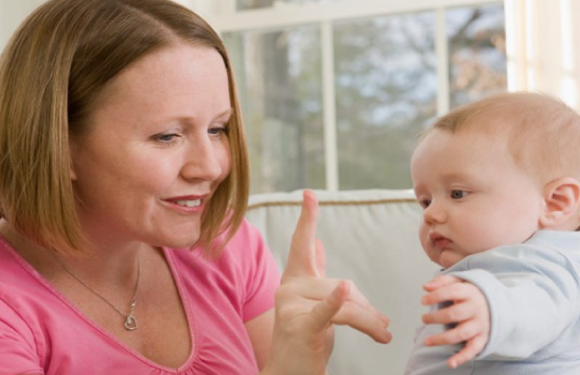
[[0, 219, 280, 375]]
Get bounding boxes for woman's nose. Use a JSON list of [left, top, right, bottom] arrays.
[[181, 136, 225, 182]]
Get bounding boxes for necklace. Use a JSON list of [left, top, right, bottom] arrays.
[[52, 254, 141, 331]]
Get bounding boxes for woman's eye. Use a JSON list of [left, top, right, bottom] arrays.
[[209, 126, 229, 138], [450, 190, 468, 199], [156, 133, 180, 143]]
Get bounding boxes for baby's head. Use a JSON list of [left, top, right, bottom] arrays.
[[411, 92, 580, 268]]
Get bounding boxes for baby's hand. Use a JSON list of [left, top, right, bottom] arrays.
[[421, 275, 490, 369]]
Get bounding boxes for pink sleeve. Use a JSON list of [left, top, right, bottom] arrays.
[[238, 221, 281, 322], [0, 298, 43, 375]]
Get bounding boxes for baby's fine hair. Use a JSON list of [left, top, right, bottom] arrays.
[[426, 92, 580, 183]]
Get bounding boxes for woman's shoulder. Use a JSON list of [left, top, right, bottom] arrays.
[[0, 237, 51, 368], [0, 235, 78, 330], [0, 235, 39, 289]]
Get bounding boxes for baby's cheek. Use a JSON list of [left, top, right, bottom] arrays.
[[423, 245, 440, 265], [460, 227, 498, 255], [419, 236, 430, 254]]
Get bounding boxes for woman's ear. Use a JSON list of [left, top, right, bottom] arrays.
[[539, 177, 580, 229]]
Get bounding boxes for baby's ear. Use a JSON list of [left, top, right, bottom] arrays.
[[539, 177, 580, 229]]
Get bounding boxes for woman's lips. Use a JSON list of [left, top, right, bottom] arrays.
[[164, 194, 208, 213]]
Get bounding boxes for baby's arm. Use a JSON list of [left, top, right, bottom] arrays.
[[421, 275, 490, 369]]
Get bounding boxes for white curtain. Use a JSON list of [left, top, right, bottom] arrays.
[[504, 0, 580, 111]]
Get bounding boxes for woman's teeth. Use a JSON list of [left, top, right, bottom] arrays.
[[175, 199, 201, 207]]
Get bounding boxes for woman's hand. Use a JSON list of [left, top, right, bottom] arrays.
[[264, 190, 392, 375]]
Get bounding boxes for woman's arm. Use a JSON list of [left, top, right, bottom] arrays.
[[246, 309, 275, 370]]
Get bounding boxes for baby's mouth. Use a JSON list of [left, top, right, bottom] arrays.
[[429, 233, 452, 250]]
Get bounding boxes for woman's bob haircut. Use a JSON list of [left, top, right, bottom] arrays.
[[0, 0, 249, 256]]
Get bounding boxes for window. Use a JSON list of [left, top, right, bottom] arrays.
[[236, 0, 355, 11], [334, 12, 436, 190], [447, 4, 506, 107], [213, 0, 506, 193], [224, 27, 325, 192]]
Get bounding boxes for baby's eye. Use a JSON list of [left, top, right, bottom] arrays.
[[450, 190, 468, 199], [418, 198, 431, 209]]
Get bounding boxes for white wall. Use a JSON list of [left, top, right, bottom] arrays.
[[0, 0, 220, 53], [0, 0, 48, 52]]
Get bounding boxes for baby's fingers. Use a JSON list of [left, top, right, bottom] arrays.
[[424, 319, 482, 347], [423, 275, 463, 292], [448, 334, 488, 368], [423, 302, 475, 325], [422, 282, 477, 306]]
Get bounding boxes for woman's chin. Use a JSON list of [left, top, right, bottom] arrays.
[[151, 230, 201, 250]]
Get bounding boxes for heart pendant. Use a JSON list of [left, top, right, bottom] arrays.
[[124, 314, 138, 331]]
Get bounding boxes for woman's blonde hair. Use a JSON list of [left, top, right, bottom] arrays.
[[0, 0, 249, 255]]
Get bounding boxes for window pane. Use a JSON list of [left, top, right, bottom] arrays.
[[334, 12, 437, 190], [447, 3, 507, 108], [223, 27, 325, 193]]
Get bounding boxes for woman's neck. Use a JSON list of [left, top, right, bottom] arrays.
[[0, 218, 149, 289]]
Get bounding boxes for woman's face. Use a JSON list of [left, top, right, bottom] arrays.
[[70, 45, 232, 249]]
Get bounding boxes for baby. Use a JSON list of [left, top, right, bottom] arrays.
[[405, 92, 580, 374]]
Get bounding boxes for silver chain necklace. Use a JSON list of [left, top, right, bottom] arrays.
[[52, 254, 141, 331]]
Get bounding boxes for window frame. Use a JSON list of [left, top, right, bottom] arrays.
[[203, 0, 504, 191]]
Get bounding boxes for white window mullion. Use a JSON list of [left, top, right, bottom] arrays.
[[435, 7, 450, 116], [321, 20, 339, 191]]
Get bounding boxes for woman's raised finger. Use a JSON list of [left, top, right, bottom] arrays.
[[283, 190, 321, 280]]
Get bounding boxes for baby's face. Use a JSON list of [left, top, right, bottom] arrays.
[[411, 128, 544, 268]]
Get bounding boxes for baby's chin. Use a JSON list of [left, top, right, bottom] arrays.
[[435, 250, 466, 269]]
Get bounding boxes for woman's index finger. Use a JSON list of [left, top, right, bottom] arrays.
[[282, 190, 320, 279]]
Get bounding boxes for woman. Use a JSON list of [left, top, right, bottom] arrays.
[[0, 0, 391, 374]]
